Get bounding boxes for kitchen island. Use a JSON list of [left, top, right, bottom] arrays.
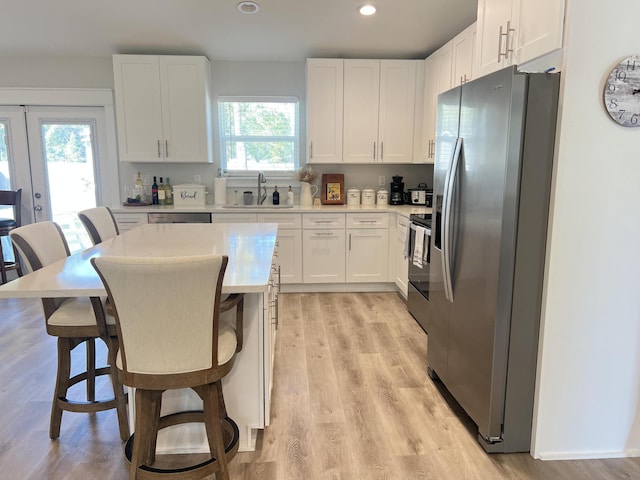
[[0, 223, 279, 452]]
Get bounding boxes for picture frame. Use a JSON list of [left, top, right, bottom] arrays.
[[321, 174, 345, 205]]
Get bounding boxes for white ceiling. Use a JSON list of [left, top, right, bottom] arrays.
[[1, 0, 478, 61]]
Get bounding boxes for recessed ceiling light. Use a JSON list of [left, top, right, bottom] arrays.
[[359, 5, 376, 16], [237, 1, 259, 14]]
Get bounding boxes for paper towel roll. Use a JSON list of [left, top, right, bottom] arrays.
[[214, 177, 227, 205]]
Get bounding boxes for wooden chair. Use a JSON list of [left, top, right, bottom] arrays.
[[0, 189, 23, 284], [91, 255, 243, 480], [9, 221, 129, 441], [78, 206, 120, 245]]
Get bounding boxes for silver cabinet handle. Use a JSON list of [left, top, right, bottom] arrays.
[[349, 233, 352, 251], [165, 140, 169, 157], [498, 21, 515, 61], [310, 141, 313, 159], [505, 21, 515, 60], [373, 141, 376, 161], [34, 205, 43, 212], [380, 141, 384, 160], [314, 232, 334, 236], [157, 140, 161, 157]]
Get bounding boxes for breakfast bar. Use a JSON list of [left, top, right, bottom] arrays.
[[0, 222, 279, 452]]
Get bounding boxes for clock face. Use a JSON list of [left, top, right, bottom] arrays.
[[604, 55, 640, 127]]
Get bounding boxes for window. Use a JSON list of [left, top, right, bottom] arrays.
[[218, 97, 299, 175]]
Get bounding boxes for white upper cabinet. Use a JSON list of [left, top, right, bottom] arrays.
[[113, 54, 213, 163], [343, 59, 417, 164], [435, 42, 454, 95], [451, 23, 477, 87], [475, 0, 565, 77], [306, 59, 344, 164], [418, 55, 437, 164]]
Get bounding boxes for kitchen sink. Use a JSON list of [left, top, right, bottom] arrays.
[[222, 204, 294, 209]]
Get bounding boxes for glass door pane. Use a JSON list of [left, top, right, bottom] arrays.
[[42, 122, 97, 251], [27, 107, 105, 253]]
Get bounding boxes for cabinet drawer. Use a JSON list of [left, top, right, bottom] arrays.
[[346, 213, 389, 228], [257, 213, 302, 229], [112, 213, 148, 232], [212, 213, 258, 223], [303, 213, 346, 229]]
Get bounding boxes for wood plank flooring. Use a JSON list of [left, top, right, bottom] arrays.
[[1, 293, 639, 479]]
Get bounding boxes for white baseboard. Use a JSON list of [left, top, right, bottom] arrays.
[[280, 282, 397, 293], [535, 449, 640, 461]]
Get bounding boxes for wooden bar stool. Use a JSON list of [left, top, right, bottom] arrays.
[[0, 189, 23, 284], [10, 221, 130, 441], [92, 254, 243, 480], [78, 206, 120, 245]]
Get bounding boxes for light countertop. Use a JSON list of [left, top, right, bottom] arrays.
[[0, 223, 278, 298]]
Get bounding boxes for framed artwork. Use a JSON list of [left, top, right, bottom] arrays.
[[321, 174, 345, 205]]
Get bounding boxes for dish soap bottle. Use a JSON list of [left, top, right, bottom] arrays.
[[273, 186, 280, 205], [287, 186, 294, 206]]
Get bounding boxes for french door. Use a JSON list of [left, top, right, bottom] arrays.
[[1, 105, 112, 252]]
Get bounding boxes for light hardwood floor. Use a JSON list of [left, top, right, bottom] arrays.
[[0, 293, 639, 479]]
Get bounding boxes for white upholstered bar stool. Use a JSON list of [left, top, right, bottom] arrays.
[[91, 255, 242, 480], [78, 206, 119, 245], [9, 221, 129, 441]]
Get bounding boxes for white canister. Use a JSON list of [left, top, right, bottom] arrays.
[[346, 188, 360, 206], [376, 188, 389, 206], [361, 187, 376, 206]]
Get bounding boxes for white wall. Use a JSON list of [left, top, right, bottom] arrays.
[[533, 0, 640, 459]]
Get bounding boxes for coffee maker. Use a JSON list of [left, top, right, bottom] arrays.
[[390, 175, 404, 205]]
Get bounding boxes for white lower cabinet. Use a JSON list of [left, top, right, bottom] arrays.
[[346, 213, 389, 283], [302, 213, 346, 283], [257, 213, 302, 284], [112, 212, 148, 233], [394, 215, 410, 298]]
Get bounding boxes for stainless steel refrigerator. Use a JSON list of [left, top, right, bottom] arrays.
[[428, 66, 559, 453]]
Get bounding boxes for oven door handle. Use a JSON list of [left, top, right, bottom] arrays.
[[442, 137, 462, 302]]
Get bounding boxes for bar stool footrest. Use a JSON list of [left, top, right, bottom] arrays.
[[124, 411, 239, 479]]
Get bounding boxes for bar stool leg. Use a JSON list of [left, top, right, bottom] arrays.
[[105, 335, 130, 442], [202, 382, 230, 480], [86, 338, 96, 402], [0, 239, 7, 284], [50, 337, 72, 439]]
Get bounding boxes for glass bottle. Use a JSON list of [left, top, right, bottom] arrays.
[[287, 186, 294, 206], [165, 177, 173, 205], [273, 186, 280, 205], [134, 171, 144, 202], [152, 176, 159, 205], [158, 177, 166, 205]]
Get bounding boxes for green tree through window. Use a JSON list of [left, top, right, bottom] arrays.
[[219, 98, 299, 173]]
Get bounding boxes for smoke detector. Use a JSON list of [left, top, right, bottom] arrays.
[[237, 1, 259, 14]]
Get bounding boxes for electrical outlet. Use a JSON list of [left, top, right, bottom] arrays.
[[378, 175, 385, 186], [193, 174, 202, 184]]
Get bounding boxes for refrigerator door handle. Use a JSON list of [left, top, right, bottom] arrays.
[[442, 137, 463, 302]]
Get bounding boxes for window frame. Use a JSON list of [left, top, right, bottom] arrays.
[[217, 96, 300, 178]]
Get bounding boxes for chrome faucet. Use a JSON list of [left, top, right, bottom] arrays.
[[257, 171, 267, 205]]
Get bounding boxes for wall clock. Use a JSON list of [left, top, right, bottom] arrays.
[[603, 55, 640, 127]]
